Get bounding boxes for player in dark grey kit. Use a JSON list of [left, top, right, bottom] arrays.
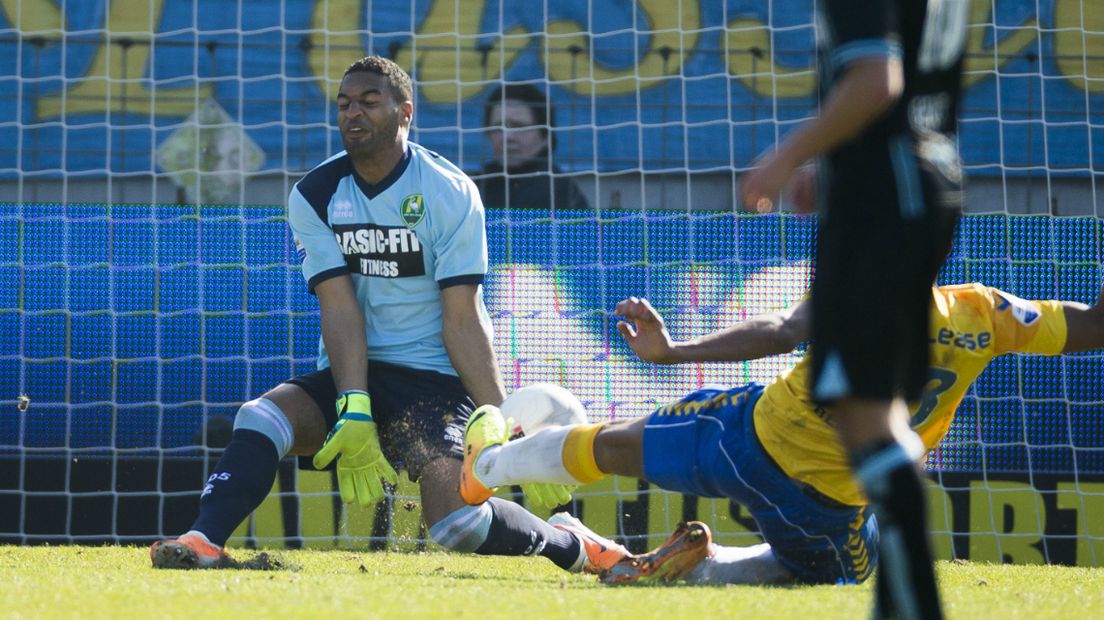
[[149, 56, 627, 574], [742, 1, 970, 618]]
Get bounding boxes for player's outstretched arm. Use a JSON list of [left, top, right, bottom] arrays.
[[615, 296, 809, 364], [1060, 287, 1104, 353]]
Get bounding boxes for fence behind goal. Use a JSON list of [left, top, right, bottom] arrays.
[[2, 0, 1104, 566]]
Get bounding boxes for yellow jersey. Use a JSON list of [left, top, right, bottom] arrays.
[[753, 284, 1067, 506]]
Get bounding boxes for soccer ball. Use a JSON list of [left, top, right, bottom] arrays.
[[500, 383, 587, 439]]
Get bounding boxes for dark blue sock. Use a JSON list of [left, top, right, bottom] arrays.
[[854, 440, 943, 620], [190, 429, 280, 547], [474, 498, 580, 570]]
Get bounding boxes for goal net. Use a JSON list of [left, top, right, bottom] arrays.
[[1, 1, 1101, 565]]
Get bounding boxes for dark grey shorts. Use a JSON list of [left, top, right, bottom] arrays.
[[288, 360, 474, 482]]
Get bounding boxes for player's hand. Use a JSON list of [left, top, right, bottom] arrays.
[[788, 164, 817, 214], [741, 152, 800, 213], [523, 482, 576, 510], [614, 297, 678, 364], [312, 390, 398, 506]]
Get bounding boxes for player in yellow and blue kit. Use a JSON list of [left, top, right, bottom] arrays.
[[459, 283, 1104, 585]]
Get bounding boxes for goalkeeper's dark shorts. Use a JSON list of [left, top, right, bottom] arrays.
[[810, 137, 962, 404], [642, 383, 877, 585], [287, 360, 475, 482]]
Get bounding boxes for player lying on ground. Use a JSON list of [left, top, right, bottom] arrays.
[[460, 283, 1104, 584]]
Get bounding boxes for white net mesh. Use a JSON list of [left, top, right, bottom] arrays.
[[1, 1, 1102, 563]]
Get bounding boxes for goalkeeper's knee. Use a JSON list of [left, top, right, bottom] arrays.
[[428, 504, 493, 553], [232, 397, 294, 458]]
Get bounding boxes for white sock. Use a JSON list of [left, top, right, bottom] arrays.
[[182, 529, 218, 547], [475, 426, 579, 487], [684, 543, 795, 585]]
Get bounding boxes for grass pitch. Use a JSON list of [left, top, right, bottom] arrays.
[[1, 546, 1099, 619]]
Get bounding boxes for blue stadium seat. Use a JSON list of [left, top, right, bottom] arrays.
[[1058, 264, 1101, 305], [1053, 217, 1096, 263], [23, 265, 66, 311], [70, 314, 112, 360], [114, 269, 156, 313], [646, 214, 691, 266], [24, 218, 67, 265], [69, 405, 114, 448], [69, 265, 112, 312], [204, 313, 246, 358], [1064, 356, 1104, 403], [1008, 216, 1051, 262], [965, 259, 1009, 290], [69, 362, 111, 404], [206, 359, 249, 404], [115, 314, 157, 359], [116, 360, 158, 404], [161, 358, 203, 404], [24, 313, 67, 359], [736, 214, 782, 262], [782, 214, 816, 261], [114, 405, 161, 449], [1010, 261, 1056, 299], [248, 314, 291, 359], [160, 312, 202, 359], [557, 218, 600, 266], [246, 267, 288, 312], [601, 214, 646, 267], [158, 219, 199, 267], [959, 215, 1007, 260]]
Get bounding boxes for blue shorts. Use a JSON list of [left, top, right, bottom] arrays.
[[642, 384, 878, 584]]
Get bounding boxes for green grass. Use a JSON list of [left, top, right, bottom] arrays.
[[1, 546, 1100, 619]]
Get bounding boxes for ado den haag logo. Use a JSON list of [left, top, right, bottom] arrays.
[[401, 194, 426, 227]]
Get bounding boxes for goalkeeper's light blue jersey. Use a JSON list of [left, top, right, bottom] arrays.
[[287, 142, 489, 376]]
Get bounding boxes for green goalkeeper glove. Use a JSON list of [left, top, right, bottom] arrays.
[[312, 390, 398, 506], [523, 482, 576, 510]]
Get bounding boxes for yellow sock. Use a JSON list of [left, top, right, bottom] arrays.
[[561, 423, 608, 484]]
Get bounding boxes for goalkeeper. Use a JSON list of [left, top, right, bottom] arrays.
[[460, 283, 1104, 585], [150, 56, 627, 574]]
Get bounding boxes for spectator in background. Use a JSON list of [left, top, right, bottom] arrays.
[[477, 84, 590, 211]]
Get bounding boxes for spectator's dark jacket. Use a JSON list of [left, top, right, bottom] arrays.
[[476, 155, 589, 211]]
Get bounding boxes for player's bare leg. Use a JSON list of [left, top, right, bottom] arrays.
[[591, 417, 646, 478], [834, 397, 941, 620]]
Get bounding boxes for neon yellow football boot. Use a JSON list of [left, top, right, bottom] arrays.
[[460, 405, 509, 505]]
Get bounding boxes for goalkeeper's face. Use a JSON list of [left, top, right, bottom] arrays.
[[337, 71, 411, 160]]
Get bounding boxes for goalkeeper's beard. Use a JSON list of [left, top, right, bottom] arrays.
[[342, 115, 403, 163]]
